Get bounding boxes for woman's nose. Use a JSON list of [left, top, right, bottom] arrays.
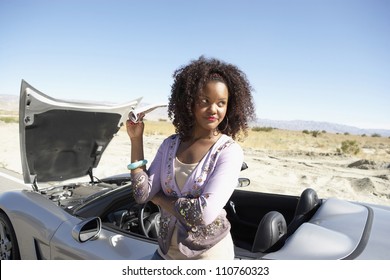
[[207, 103, 217, 113]]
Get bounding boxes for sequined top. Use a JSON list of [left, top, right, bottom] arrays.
[[131, 134, 243, 258]]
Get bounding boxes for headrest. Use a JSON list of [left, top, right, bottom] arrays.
[[252, 211, 287, 252], [295, 188, 320, 217]]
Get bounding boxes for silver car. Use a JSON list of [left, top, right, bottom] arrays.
[[1, 81, 389, 260]]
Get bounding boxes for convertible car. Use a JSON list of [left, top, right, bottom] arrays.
[[0, 80, 389, 260]]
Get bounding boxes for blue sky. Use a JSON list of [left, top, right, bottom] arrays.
[[1, 0, 389, 129]]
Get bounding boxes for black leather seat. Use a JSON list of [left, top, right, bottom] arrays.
[[287, 188, 321, 236], [251, 211, 287, 253]]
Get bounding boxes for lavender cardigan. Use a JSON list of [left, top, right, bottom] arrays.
[[131, 134, 243, 258]]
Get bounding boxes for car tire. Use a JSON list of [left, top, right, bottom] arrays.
[[0, 212, 21, 260]]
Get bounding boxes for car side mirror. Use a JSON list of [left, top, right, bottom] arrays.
[[241, 162, 248, 171], [72, 217, 102, 242], [237, 178, 250, 188]]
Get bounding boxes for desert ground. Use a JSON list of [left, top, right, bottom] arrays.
[[1, 119, 389, 207]]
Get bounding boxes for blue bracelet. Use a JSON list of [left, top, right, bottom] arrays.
[[127, 159, 148, 170]]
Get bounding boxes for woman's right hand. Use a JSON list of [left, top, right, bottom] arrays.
[[126, 113, 145, 140]]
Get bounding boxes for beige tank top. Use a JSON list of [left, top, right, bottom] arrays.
[[160, 157, 234, 260]]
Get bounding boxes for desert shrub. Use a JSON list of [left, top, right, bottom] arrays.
[[252, 126, 273, 132], [302, 130, 321, 137], [311, 130, 321, 137], [0, 116, 18, 123], [338, 140, 360, 155], [371, 133, 381, 138]]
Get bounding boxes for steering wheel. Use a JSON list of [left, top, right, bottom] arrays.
[[138, 202, 161, 239]]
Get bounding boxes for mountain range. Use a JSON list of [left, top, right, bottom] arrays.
[[254, 119, 390, 137]]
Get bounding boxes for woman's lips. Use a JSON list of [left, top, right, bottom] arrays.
[[207, 116, 217, 121]]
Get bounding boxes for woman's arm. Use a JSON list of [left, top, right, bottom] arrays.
[[127, 118, 146, 172], [173, 143, 244, 227], [127, 117, 162, 203], [151, 191, 177, 214]]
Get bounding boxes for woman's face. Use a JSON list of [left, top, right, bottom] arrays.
[[193, 81, 229, 134]]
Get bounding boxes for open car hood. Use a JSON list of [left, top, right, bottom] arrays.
[[19, 80, 141, 186]]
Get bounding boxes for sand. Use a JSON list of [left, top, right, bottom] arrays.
[[0, 122, 389, 207]]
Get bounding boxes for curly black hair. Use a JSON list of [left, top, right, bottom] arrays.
[[168, 56, 256, 141]]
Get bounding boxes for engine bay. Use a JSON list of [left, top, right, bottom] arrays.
[[39, 181, 119, 210]]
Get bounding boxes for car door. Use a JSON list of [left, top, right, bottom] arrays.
[[50, 216, 158, 259]]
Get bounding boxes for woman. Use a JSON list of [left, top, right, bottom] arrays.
[[127, 56, 256, 259]]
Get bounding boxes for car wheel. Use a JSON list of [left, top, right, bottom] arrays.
[[0, 212, 21, 260]]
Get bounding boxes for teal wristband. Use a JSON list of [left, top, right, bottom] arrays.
[[127, 159, 148, 170]]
